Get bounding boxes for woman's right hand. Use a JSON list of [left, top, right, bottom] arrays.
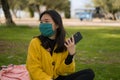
[[64, 36, 76, 55]]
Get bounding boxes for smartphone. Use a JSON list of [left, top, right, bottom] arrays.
[[71, 32, 83, 44]]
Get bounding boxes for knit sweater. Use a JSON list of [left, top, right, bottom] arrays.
[[26, 38, 75, 80]]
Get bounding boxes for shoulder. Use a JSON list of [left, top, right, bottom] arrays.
[[30, 37, 41, 44]]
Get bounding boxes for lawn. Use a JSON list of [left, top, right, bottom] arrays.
[[0, 25, 120, 80]]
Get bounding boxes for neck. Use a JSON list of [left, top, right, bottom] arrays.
[[49, 34, 56, 40]]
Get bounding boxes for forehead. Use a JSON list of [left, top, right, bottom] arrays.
[[41, 14, 53, 21]]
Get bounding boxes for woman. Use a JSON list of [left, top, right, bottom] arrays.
[[26, 10, 95, 80]]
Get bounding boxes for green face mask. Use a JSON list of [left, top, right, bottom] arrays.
[[39, 23, 55, 37]]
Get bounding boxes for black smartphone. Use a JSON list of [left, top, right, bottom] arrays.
[[71, 32, 83, 44]]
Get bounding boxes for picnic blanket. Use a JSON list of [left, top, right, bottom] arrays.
[[0, 64, 30, 80]]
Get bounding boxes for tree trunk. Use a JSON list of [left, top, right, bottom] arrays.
[[12, 9, 17, 18], [36, 4, 41, 21], [28, 4, 34, 18], [1, 0, 15, 25]]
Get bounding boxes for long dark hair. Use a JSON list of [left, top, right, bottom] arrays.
[[38, 10, 67, 53]]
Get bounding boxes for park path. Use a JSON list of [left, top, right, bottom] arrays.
[[0, 18, 120, 27]]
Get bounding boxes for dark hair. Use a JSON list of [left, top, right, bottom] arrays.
[[38, 10, 67, 53]]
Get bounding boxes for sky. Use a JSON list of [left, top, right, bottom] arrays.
[[70, 0, 94, 18]]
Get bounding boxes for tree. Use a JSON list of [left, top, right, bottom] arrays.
[[8, 0, 28, 18], [42, 0, 71, 18], [0, 0, 15, 25], [28, 0, 71, 18], [61, 0, 71, 18], [27, 0, 43, 18], [93, 0, 120, 20]]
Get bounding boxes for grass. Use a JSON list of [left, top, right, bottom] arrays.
[[0, 25, 120, 80]]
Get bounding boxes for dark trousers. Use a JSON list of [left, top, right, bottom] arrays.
[[55, 69, 95, 80]]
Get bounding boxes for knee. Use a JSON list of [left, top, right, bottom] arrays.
[[86, 68, 95, 79]]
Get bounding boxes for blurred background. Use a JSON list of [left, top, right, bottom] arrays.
[[0, 0, 120, 80], [0, 0, 120, 25]]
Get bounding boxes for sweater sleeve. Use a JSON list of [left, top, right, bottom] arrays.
[[26, 39, 52, 80], [65, 54, 74, 65]]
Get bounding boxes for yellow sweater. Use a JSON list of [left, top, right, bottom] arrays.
[[26, 38, 75, 80]]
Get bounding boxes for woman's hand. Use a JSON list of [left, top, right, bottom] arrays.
[[64, 36, 76, 55]]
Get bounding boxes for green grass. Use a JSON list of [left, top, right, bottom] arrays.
[[0, 25, 120, 80]]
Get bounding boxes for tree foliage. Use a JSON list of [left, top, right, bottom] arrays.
[[93, 0, 120, 14], [8, 0, 28, 18], [28, 0, 70, 18], [93, 0, 120, 20], [1, 0, 71, 23]]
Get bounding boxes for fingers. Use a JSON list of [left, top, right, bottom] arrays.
[[64, 36, 76, 55], [71, 36, 75, 44], [64, 36, 75, 47]]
